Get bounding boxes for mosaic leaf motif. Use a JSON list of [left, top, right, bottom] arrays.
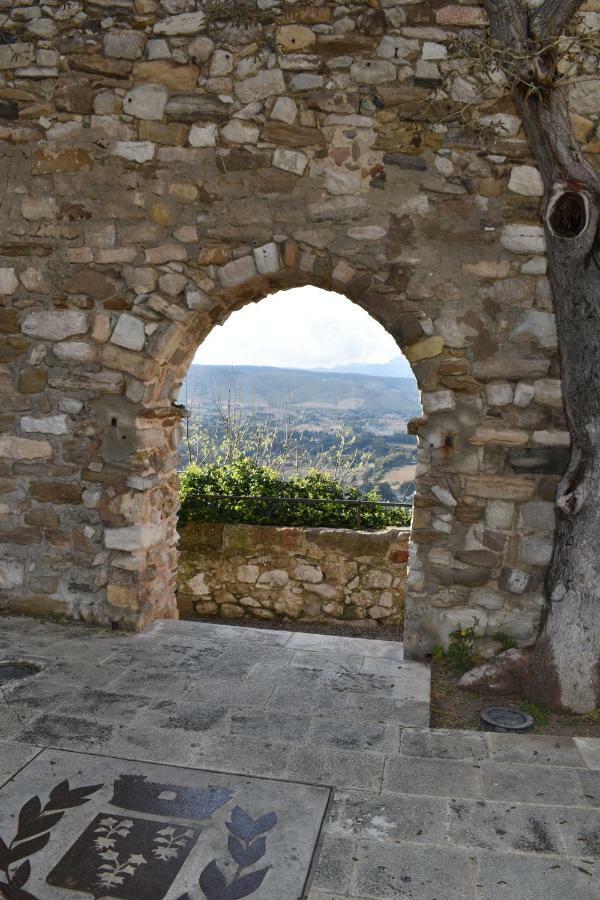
[[0, 780, 102, 900], [192, 806, 277, 900], [201, 864, 270, 900], [93, 817, 134, 852], [153, 827, 196, 861], [96, 849, 147, 889], [228, 835, 265, 869]]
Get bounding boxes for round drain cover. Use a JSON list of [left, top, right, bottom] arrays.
[[479, 706, 534, 733], [0, 662, 39, 684]]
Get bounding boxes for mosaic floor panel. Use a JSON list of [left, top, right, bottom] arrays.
[[0, 749, 330, 900]]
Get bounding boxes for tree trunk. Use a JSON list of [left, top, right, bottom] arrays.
[[528, 154, 600, 712], [484, 0, 600, 711]]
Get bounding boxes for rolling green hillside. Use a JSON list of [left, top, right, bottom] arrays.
[[183, 365, 420, 422], [180, 365, 420, 501]]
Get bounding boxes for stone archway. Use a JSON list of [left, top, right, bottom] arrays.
[[0, 1, 567, 657], [98, 260, 437, 635]]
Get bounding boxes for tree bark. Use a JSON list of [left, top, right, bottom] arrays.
[[484, 0, 600, 712]]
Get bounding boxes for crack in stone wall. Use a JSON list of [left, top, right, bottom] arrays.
[[1, 0, 596, 653]]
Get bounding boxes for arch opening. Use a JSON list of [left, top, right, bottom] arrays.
[[174, 286, 421, 637]]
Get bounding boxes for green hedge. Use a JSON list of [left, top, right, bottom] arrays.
[[179, 459, 411, 530]]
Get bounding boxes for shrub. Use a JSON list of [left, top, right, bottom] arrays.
[[432, 624, 478, 674], [179, 459, 412, 530], [492, 631, 518, 652]]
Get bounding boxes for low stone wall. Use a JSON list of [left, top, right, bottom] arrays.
[[177, 523, 410, 626]]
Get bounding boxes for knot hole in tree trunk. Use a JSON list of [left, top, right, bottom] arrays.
[[548, 191, 589, 239]]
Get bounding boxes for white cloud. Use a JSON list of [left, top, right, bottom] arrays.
[[195, 287, 404, 369]]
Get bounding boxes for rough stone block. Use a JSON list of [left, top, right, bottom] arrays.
[[277, 26, 316, 52], [103, 30, 146, 60], [32, 146, 92, 175], [271, 96, 298, 124], [221, 120, 260, 144], [105, 524, 166, 551], [350, 59, 398, 84], [570, 78, 600, 116], [508, 165, 543, 196], [501, 224, 546, 255], [235, 70, 286, 104], [273, 147, 309, 175], [189, 123, 218, 147], [107, 584, 139, 609], [0, 436, 52, 459], [111, 141, 156, 163], [0, 559, 24, 588], [123, 84, 168, 121], [465, 475, 536, 501], [219, 256, 258, 289], [405, 336, 444, 363], [0, 268, 19, 295], [253, 242, 280, 274], [437, 5, 488, 26], [22, 310, 88, 342], [154, 12, 206, 35], [110, 314, 146, 352], [21, 415, 69, 435], [0, 43, 35, 70], [511, 310, 557, 349]]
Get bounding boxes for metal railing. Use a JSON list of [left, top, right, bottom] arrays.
[[186, 493, 413, 530]]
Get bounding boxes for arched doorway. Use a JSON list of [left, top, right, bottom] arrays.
[[126, 257, 439, 641], [175, 286, 420, 632]]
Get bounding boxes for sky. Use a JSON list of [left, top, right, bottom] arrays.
[[195, 286, 412, 374]]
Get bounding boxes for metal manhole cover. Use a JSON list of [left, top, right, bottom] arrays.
[[0, 661, 40, 684], [479, 706, 534, 733]]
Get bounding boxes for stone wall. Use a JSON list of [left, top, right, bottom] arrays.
[[0, 0, 598, 652], [177, 522, 409, 626]]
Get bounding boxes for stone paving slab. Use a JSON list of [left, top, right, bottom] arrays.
[[327, 791, 449, 845], [399, 726, 489, 761], [384, 755, 483, 799], [488, 732, 588, 767], [356, 840, 480, 899], [481, 760, 590, 806], [477, 851, 598, 899], [448, 798, 563, 854], [0, 748, 330, 900], [3, 616, 600, 899], [577, 737, 600, 770], [0, 740, 42, 786]]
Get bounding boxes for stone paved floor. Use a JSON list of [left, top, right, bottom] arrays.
[[1, 616, 600, 899]]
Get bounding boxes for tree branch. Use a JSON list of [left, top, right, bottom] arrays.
[[482, 0, 527, 52], [530, 0, 587, 40]]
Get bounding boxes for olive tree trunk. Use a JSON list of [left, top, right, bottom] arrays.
[[484, 0, 600, 712]]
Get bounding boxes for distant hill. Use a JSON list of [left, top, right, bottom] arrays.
[[180, 364, 419, 498], [183, 364, 421, 420], [315, 356, 414, 379]]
